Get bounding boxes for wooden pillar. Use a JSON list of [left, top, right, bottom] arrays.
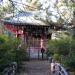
[[37, 38, 40, 60], [28, 26, 32, 60], [23, 28, 26, 49]]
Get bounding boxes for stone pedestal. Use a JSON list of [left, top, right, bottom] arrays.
[[69, 72, 75, 75]]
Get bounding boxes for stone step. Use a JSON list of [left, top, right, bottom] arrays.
[[17, 60, 51, 75]]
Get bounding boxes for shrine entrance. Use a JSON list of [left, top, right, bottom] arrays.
[[22, 26, 51, 60], [4, 23, 51, 60], [26, 37, 48, 60], [3, 11, 55, 60]]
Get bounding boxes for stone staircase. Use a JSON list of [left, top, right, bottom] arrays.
[[17, 60, 51, 75]]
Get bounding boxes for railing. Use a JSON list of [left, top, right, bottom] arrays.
[[51, 62, 69, 75], [2, 62, 17, 75]]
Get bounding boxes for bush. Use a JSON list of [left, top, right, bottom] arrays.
[[53, 53, 61, 62], [48, 37, 75, 71], [15, 48, 28, 65], [46, 48, 54, 57], [63, 55, 75, 71], [0, 35, 28, 72], [47, 38, 70, 57]]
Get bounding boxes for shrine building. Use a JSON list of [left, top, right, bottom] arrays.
[[2, 11, 62, 59]]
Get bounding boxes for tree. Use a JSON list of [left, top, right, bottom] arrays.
[[0, 0, 74, 25], [30, 0, 74, 24], [0, 0, 13, 19]]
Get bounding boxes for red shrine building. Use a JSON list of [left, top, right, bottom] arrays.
[[2, 11, 62, 59]]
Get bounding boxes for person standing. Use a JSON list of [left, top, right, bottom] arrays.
[[41, 48, 45, 60]]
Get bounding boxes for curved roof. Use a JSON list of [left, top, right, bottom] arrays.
[[4, 11, 47, 26]]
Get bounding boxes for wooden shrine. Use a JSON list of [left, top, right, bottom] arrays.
[[3, 11, 62, 59]]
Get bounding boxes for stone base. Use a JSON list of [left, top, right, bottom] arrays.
[[69, 72, 75, 75]]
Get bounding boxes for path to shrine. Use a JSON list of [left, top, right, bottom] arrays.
[[17, 60, 51, 75]]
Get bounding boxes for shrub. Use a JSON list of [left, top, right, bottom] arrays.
[[47, 38, 70, 57], [53, 53, 61, 62], [63, 55, 75, 71], [48, 37, 75, 71], [0, 35, 28, 72]]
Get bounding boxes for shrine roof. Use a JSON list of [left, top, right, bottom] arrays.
[[3, 11, 48, 26]]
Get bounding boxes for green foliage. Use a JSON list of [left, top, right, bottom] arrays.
[[0, 35, 28, 72], [47, 38, 70, 56], [46, 49, 54, 57], [53, 53, 61, 61], [70, 39, 75, 53], [0, 1, 13, 19], [63, 55, 75, 71], [54, 39, 69, 56], [48, 37, 75, 71], [15, 48, 28, 64]]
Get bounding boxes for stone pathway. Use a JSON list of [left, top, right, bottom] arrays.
[[17, 60, 51, 75]]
